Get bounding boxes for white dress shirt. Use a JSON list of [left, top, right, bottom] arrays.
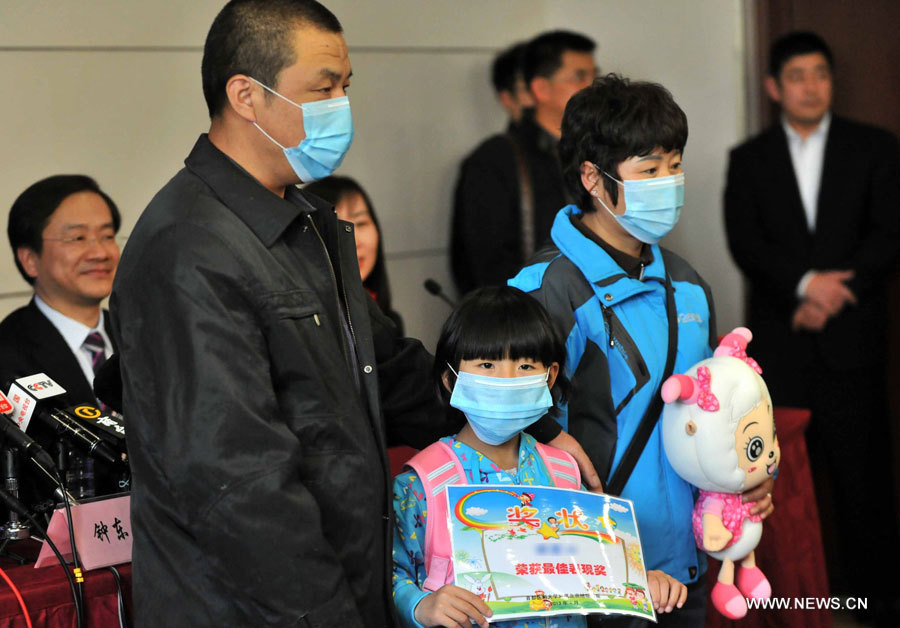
[[34, 294, 112, 387], [783, 112, 831, 297], [783, 112, 831, 231]]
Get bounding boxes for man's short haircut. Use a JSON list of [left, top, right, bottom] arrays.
[[202, 0, 343, 118], [491, 42, 527, 95], [8, 175, 121, 285], [559, 74, 688, 213], [768, 31, 834, 79], [522, 30, 596, 87]]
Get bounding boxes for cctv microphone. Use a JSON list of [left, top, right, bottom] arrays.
[[0, 390, 57, 471], [423, 278, 457, 308], [4, 373, 119, 466]]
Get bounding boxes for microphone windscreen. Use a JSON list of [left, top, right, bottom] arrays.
[[424, 279, 442, 295]]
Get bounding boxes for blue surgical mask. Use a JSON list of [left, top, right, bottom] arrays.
[[250, 77, 354, 182], [448, 365, 553, 446], [594, 167, 685, 244]]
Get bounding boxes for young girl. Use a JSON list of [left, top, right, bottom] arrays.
[[391, 286, 687, 628]]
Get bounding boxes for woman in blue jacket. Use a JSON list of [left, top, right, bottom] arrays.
[[510, 74, 774, 626]]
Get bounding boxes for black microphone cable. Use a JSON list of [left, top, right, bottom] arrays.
[[42, 468, 85, 628], [0, 487, 83, 628], [106, 565, 129, 628], [57, 471, 84, 628]]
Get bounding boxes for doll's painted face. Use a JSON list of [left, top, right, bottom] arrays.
[[735, 400, 780, 488]]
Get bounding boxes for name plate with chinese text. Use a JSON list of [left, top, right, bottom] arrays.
[[35, 493, 132, 570]]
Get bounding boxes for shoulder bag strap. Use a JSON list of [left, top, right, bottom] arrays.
[[505, 133, 536, 260], [605, 270, 678, 496]]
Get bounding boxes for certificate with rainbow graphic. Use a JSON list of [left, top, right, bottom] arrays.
[[446, 485, 655, 622]]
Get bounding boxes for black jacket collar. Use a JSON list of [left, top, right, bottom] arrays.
[[183, 134, 328, 247], [516, 109, 559, 155]]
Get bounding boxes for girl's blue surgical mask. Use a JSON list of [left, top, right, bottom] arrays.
[[250, 77, 354, 182], [594, 167, 685, 244], [447, 364, 553, 446]]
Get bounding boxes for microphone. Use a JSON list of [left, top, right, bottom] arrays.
[[0, 392, 78, 505], [0, 393, 73, 508], [0, 391, 57, 471], [423, 279, 457, 308], [4, 373, 119, 466], [64, 403, 126, 446]]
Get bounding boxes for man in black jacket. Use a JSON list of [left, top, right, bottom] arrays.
[[111, 2, 598, 625], [724, 31, 900, 616]]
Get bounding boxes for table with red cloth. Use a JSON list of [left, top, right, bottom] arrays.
[[0, 538, 131, 627], [705, 407, 831, 628]]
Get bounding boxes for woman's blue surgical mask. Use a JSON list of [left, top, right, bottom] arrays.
[[250, 77, 354, 182], [594, 166, 685, 244], [448, 365, 553, 446]]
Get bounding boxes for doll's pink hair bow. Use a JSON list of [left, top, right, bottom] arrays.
[[695, 366, 720, 412], [660, 368, 719, 412], [713, 327, 763, 374]]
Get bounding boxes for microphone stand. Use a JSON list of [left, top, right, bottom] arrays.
[[0, 447, 29, 564], [2, 447, 29, 541]]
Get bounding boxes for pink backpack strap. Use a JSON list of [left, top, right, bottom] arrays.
[[535, 442, 581, 489], [405, 440, 466, 592]]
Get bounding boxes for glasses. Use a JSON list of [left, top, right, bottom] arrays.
[[550, 68, 598, 86], [42, 235, 123, 251]]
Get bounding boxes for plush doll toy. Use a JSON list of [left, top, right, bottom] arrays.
[[660, 327, 780, 620]]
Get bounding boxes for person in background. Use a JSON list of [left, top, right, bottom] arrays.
[[305, 175, 404, 333], [451, 30, 597, 296], [0, 174, 122, 501], [492, 42, 534, 124], [510, 74, 774, 627], [724, 30, 900, 623]]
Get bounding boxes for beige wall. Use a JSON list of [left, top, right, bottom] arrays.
[[0, 0, 746, 350]]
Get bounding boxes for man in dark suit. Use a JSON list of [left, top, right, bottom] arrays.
[[0, 174, 121, 502], [724, 31, 900, 617]]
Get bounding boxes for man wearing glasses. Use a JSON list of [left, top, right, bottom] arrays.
[[0, 174, 121, 499], [452, 30, 597, 295]]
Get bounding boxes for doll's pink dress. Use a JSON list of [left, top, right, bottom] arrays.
[[692, 490, 761, 550]]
